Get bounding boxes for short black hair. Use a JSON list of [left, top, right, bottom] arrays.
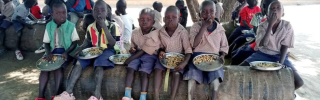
[[140, 8, 155, 19], [116, 0, 127, 8], [200, 0, 216, 13], [152, 1, 162, 9], [51, 1, 66, 12], [175, 0, 184, 6], [84, 14, 95, 25], [165, 6, 180, 16], [94, 0, 108, 9]]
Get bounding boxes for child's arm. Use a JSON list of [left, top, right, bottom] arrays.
[[242, 20, 250, 28], [97, 18, 116, 46], [279, 45, 288, 64], [219, 31, 229, 64], [175, 53, 191, 71], [44, 43, 53, 61], [124, 50, 145, 65], [259, 13, 277, 47], [62, 41, 77, 60], [193, 19, 212, 48]]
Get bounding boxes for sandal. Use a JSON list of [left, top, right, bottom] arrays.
[[88, 96, 103, 100], [35, 98, 46, 100], [122, 97, 134, 100]]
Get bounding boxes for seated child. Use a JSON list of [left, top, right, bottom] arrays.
[[211, 0, 224, 22], [231, 0, 278, 65], [116, 0, 134, 54], [152, 1, 163, 29], [0, 0, 15, 55], [175, 0, 188, 27], [11, 0, 37, 60], [240, 1, 304, 92], [36, 2, 79, 100], [183, 1, 228, 100], [122, 8, 160, 100], [31, 2, 42, 19], [66, 0, 94, 24], [153, 6, 192, 100], [228, 0, 260, 44], [54, 1, 119, 100]]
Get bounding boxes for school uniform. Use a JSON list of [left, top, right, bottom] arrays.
[[154, 24, 193, 73], [127, 27, 160, 74], [153, 10, 163, 29], [11, 3, 30, 33], [184, 21, 229, 84], [245, 20, 296, 70], [0, 1, 15, 29], [43, 20, 79, 68], [78, 20, 120, 70]]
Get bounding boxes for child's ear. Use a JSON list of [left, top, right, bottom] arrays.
[[178, 17, 182, 23], [282, 13, 285, 17]]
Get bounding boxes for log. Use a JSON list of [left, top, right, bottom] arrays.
[[44, 65, 294, 100]]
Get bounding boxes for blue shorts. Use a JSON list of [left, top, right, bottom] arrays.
[[231, 45, 256, 65], [127, 54, 157, 74], [244, 51, 296, 71], [0, 20, 11, 28], [78, 49, 115, 70], [12, 20, 24, 32], [51, 48, 77, 68], [183, 52, 224, 84]]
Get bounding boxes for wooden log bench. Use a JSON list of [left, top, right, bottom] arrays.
[[44, 65, 294, 100]]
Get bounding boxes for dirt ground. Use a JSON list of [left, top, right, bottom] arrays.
[[0, 1, 320, 100]]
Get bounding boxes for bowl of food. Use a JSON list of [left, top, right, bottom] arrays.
[[36, 54, 65, 71], [160, 53, 185, 69], [250, 61, 283, 71], [193, 54, 222, 71], [77, 47, 103, 59], [109, 54, 131, 65]]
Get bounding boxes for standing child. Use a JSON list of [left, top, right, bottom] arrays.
[[116, 0, 134, 55], [152, 1, 163, 29], [228, 0, 260, 44], [0, 0, 15, 55], [11, 0, 37, 60], [55, 1, 119, 100], [175, 0, 188, 27], [240, 1, 303, 96], [122, 8, 160, 100], [36, 2, 79, 100], [153, 6, 192, 100], [184, 1, 229, 100]]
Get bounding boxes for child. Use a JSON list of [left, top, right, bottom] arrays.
[[211, 0, 224, 22], [66, 0, 94, 24], [36, 2, 79, 100], [232, 0, 247, 21], [11, 0, 37, 60], [183, 1, 228, 100], [175, 0, 188, 27], [230, 0, 278, 65], [122, 8, 160, 100], [153, 6, 192, 100], [240, 1, 304, 93], [0, 0, 15, 55], [228, 0, 260, 44], [116, 0, 134, 55], [31, 2, 42, 19], [152, 1, 163, 29], [54, 1, 119, 100]]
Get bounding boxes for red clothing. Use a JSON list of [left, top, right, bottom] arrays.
[[250, 17, 266, 49], [240, 6, 261, 28], [31, 5, 42, 19]]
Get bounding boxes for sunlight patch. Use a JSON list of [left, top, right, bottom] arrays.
[[5, 68, 40, 84]]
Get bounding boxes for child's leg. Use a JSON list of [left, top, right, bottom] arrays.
[[188, 79, 196, 100], [66, 63, 83, 94], [124, 68, 135, 98], [209, 79, 220, 100], [94, 66, 104, 98], [139, 71, 148, 100], [16, 30, 22, 50], [0, 28, 5, 54], [153, 69, 163, 100], [170, 72, 181, 100], [54, 68, 63, 95], [38, 71, 50, 98], [293, 71, 304, 90]]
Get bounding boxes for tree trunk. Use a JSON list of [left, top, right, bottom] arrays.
[[186, 0, 200, 23], [221, 0, 237, 22]]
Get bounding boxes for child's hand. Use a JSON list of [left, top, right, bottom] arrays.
[[26, 24, 33, 29], [62, 52, 68, 61], [175, 61, 187, 71], [218, 55, 225, 64], [202, 17, 213, 28], [268, 13, 278, 26], [96, 16, 107, 29], [129, 47, 136, 54], [45, 53, 53, 62], [159, 51, 166, 59]]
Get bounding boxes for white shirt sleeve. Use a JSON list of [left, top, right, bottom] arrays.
[[71, 28, 80, 42], [43, 29, 50, 43]]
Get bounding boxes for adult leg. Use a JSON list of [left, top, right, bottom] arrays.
[[209, 79, 220, 100], [66, 63, 83, 94], [170, 72, 181, 100], [188, 79, 196, 100], [153, 69, 163, 100], [54, 68, 63, 95], [38, 71, 50, 98], [94, 66, 104, 98]]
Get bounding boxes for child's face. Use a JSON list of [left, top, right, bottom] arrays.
[[247, 0, 257, 7], [268, 2, 283, 19], [138, 13, 155, 32], [93, 4, 108, 21], [176, 3, 184, 10], [52, 6, 67, 25], [200, 5, 215, 21], [164, 10, 180, 29]]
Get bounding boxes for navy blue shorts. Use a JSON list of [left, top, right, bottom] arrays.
[[0, 20, 11, 28], [12, 20, 24, 32], [127, 54, 157, 74], [78, 49, 115, 70]]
